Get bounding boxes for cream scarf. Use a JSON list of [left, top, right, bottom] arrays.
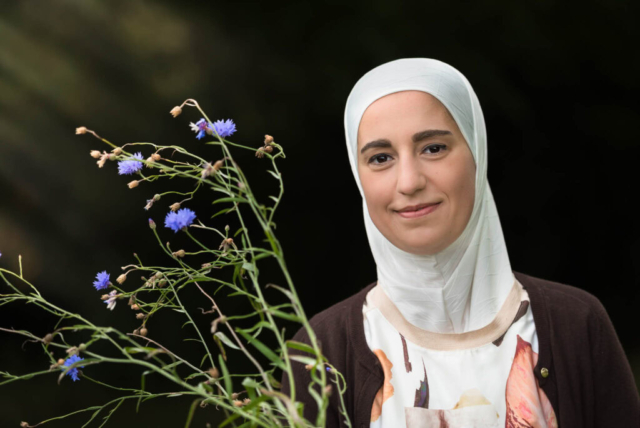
[[343, 58, 515, 333]]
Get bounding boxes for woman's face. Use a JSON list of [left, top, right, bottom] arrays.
[[357, 90, 476, 256]]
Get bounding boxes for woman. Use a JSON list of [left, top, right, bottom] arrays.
[[280, 58, 639, 427]]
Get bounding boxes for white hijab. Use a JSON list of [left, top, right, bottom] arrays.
[[344, 58, 515, 334]]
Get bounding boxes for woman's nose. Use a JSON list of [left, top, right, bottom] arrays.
[[396, 156, 427, 195]]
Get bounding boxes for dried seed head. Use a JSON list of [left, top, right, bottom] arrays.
[[264, 134, 274, 144], [21, 422, 29, 428], [233, 399, 243, 407], [243, 398, 251, 405], [201, 262, 212, 269], [140, 327, 148, 337], [66, 346, 79, 356], [201, 162, 214, 179], [133, 328, 140, 335], [213, 160, 223, 171], [97, 153, 109, 168], [112, 147, 123, 156], [90, 150, 102, 159], [146, 156, 155, 164], [305, 364, 314, 371], [208, 367, 220, 380], [76, 126, 87, 135], [170, 202, 181, 212], [128, 180, 139, 189], [173, 249, 186, 258], [136, 313, 146, 319], [255, 147, 265, 158], [264, 145, 273, 153], [131, 304, 140, 311], [128, 295, 136, 306], [101, 294, 110, 300], [116, 274, 127, 285], [170, 106, 182, 118], [157, 279, 167, 288], [43, 333, 54, 345], [151, 153, 161, 161], [231, 392, 240, 399]]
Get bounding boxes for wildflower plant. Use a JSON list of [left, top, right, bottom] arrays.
[[0, 99, 349, 427]]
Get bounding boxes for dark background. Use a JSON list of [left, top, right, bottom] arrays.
[[1, 0, 638, 426]]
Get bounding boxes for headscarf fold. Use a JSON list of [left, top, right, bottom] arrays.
[[344, 58, 515, 333]]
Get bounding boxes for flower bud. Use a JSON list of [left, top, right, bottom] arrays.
[[133, 328, 140, 335], [101, 294, 110, 300], [173, 249, 186, 258], [170, 106, 182, 118], [264, 134, 274, 144], [324, 385, 332, 396], [21, 422, 29, 428], [170, 202, 181, 212], [149, 218, 156, 229], [213, 160, 223, 171], [157, 279, 167, 288], [146, 156, 154, 164], [128, 180, 139, 189], [151, 153, 161, 161], [305, 364, 314, 371], [225, 224, 230, 232], [231, 392, 239, 399], [116, 274, 127, 285], [128, 295, 136, 306], [136, 313, 146, 319], [243, 398, 251, 405], [57, 358, 65, 365], [208, 367, 220, 380], [153, 194, 161, 202], [78, 343, 87, 352], [255, 147, 265, 158], [264, 145, 273, 153], [90, 150, 102, 159], [76, 126, 87, 135], [109, 153, 117, 161], [112, 147, 123, 156], [233, 399, 243, 407], [140, 327, 148, 337], [131, 304, 140, 311]]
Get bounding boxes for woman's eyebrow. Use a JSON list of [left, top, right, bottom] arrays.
[[360, 129, 452, 154]]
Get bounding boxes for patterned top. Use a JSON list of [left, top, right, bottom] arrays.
[[362, 278, 558, 427]]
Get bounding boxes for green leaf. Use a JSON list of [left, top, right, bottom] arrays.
[[213, 332, 241, 350], [183, 338, 203, 344], [218, 354, 233, 399], [289, 355, 319, 366], [242, 321, 274, 334], [268, 309, 301, 322], [286, 340, 326, 361], [210, 207, 234, 219], [236, 329, 286, 370], [241, 262, 255, 272], [212, 197, 249, 205], [268, 195, 279, 203], [124, 347, 157, 355], [266, 170, 280, 179]]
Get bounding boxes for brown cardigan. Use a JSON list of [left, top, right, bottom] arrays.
[[280, 271, 640, 427]]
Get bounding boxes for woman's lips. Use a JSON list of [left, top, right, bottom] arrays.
[[396, 202, 441, 218]]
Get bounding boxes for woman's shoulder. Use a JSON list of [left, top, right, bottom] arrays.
[[514, 270, 612, 331]]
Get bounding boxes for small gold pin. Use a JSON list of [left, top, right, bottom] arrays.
[[541, 367, 549, 378]]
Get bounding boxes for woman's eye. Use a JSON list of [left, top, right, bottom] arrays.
[[367, 144, 447, 165], [423, 144, 447, 155]]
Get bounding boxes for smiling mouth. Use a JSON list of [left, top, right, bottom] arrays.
[[395, 202, 441, 218]]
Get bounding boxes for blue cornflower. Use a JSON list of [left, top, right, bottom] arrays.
[[117, 152, 144, 175], [164, 208, 197, 233], [61, 354, 85, 382], [211, 119, 237, 138], [93, 270, 110, 290], [189, 118, 213, 140]]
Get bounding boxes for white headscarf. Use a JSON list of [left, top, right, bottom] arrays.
[[344, 58, 515, 334]]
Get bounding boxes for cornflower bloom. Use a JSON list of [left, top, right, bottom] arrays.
[[93, 270, 110, 291], [61, 354, 85, 382], [211, 119, 237, 138], [104, 290, 118, 310], [164, 208, 196, 233], [189, 118, 213, 140], [117, 152, 144, 175]]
